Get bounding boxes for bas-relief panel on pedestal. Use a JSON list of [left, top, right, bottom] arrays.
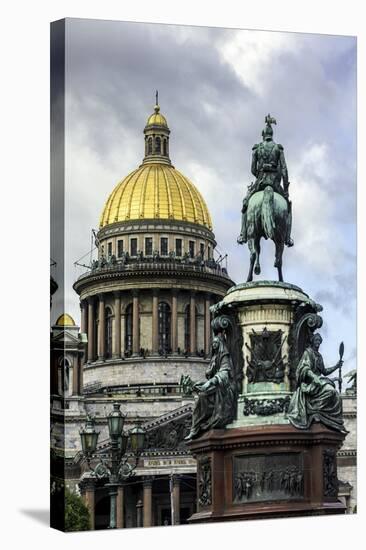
[[198, 457, 212, 508], [323, 449, 339, 498], [233, 453, 304, 503]]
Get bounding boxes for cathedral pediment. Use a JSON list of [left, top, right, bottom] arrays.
[[142, 404, 193, 453], [93, 404, 194, 457], [51, 329, 81, 346]]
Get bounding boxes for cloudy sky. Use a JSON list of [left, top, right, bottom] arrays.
[[52, 18, 356, 377]]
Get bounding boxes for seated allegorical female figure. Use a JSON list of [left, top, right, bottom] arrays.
[[287, 333, 346, 433], [183, 333, 237, 440]]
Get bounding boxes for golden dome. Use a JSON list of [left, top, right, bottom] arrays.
[[99, 163, 212, 230], [146, 105, 168, 128], [56, 313, 76, 326]]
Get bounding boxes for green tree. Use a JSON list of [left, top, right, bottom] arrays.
[[64, 488, 91, 532]]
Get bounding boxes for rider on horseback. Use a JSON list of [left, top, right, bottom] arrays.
[[238, 114, 294, 247]]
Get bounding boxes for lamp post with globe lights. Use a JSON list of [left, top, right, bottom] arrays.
[[80, 403, 146, 529]]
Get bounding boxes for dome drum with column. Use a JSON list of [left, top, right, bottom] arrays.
[[77, 286, 225, 387]]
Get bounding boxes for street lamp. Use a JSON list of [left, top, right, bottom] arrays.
[[80, 415, 99, 464], [79, 403, 146, 529], [108, 402, 125, 437], [129, 425, 146, 454]]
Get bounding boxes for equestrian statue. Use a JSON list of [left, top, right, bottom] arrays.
[[238, 114, 293, 282]]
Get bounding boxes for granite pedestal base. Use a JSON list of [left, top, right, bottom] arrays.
[[187, 423, 346, 523]]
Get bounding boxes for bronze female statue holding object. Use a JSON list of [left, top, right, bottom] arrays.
[[287, 333, 346, 433], [182, 333, 237, 440]]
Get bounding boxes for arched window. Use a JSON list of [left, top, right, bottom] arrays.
[[163, 139, 167, 156], [148, 137, 153, 155], [158, 302, 171, 352], [184, 304, 197, 352], [105, 307, 113, 359], [155, 136, 161, 154], [125, 303, 133, 354]]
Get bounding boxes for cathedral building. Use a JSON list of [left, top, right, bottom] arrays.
[[51, 100, 234, 529]]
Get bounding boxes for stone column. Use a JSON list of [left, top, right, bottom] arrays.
[[136, 499, 143, 528], [171, 475, 181, 525], [152, 289, 159, 354], [80, 300, 88, 332], [171, 290, 178, 353], [116, 485, 124, 529], [78, 353, 83, 394], [121, 311, 126, 356], [132, 291, 140, 356], [87, 298, 95, 362], [98, 294, 105, 360], [83, 480, 96, 530], [190, 293, 196, 354], [113, 291, 121, 358], [80, 300, 88, 363], [204, 294, 212, 355], [72, 358, 79, 396], [143, 477, 153, 527]]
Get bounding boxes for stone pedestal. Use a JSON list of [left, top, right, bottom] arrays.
[[188, 424, 346, 523], [187, 280, 346, 523], [217, 281, 323, 428]]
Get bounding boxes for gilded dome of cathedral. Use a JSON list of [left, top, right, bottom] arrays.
[[99, 164, 212, 229], [99, 100, 212, 230]]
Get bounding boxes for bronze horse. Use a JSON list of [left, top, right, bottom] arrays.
[[241, 186, 291, 282]]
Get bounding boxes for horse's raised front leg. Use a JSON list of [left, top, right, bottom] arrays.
[[246, 239, 255, 282], [275, 241, 285, 282]]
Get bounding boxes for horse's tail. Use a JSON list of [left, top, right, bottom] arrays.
[[261, 186, 275, 239]]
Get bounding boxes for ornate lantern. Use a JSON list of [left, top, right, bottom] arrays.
[[107, 403, 125, 439], [129, 425, 146, 454], [80, 416, 99, 456]]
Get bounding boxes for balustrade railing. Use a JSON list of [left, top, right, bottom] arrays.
[[76, 255, 230, 281]]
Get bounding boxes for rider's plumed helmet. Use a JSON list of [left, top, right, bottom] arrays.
[[262, 124, 273, 141]]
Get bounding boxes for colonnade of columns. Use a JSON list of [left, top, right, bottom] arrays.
[[82, 475, 183, 529], [142, 475, 181, 527], [81, 481, 125, 529], [81, 290, 214, 363]]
